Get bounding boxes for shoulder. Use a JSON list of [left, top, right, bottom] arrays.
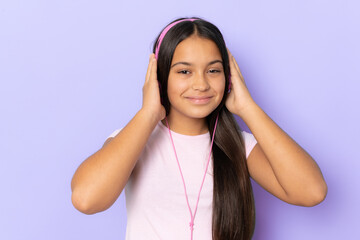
[[107, 128, 123, 138], [240, 131, 256, 143], [103, 122, 164, 148], [102, 128, 124, 148], [240, 131, 257, 159]]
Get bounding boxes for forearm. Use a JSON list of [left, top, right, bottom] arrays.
[[239, 101, 327, 203], [71, 109, 159, 214]]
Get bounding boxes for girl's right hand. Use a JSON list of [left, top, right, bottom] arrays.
[[140, 53, 166, 122]]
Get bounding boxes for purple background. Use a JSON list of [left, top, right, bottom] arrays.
[[1, 0, 359, 239]]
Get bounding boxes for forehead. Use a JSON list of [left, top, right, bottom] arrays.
[[171, 35, 222, 64]]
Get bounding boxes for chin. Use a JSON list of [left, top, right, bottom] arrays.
[[169, 100, 222, 120], [183, 108, 217, 119]]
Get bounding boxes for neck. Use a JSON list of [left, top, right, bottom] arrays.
[[161, 114, 209, 136]]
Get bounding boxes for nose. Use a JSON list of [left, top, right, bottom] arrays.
[[192, 73, 210, 91]]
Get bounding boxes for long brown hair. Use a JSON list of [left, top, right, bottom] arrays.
[[152, 17, 255, 240]]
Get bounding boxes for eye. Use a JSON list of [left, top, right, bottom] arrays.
[[209, 69, 221, 73], [178, 70, 190, 74]]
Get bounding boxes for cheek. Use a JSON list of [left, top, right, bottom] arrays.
[[167, 77, 188, 98], [211, 77, 226, 97]]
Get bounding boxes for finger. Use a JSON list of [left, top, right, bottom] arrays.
[[228, 51, 239, 78], [231, 55, 244, 79], [227, 50, 240, 74], [145, 54, 154, 83], [229, 53, 245, 83], [149, 56, 157, 83], [227, 48, 232, 59]]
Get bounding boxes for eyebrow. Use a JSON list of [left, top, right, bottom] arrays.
[[170, 59, 223, 68]]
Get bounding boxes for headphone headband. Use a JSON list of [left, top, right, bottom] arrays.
[[155, 18, 197, 59]]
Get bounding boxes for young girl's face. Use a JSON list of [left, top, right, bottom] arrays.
[[167, 34, 225, 121]]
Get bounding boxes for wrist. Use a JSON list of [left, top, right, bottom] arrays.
[[138, 108, 162, 126], [235, 99, 259, 120]]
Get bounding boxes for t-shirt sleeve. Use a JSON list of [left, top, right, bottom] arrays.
[[107, 128, 123, 139], [241, 131, 258, 159]]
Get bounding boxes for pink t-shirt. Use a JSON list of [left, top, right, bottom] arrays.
[[107, 120, 257, 240]]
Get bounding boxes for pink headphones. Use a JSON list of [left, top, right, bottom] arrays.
[[154, 18, 227, 239]]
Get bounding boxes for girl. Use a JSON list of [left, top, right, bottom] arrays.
[[71, 17, 327, 240]]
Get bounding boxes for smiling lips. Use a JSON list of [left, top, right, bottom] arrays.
[[185, 96, 213, 104]]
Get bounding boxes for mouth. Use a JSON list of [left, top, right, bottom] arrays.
[[185, 96, 213, 104]]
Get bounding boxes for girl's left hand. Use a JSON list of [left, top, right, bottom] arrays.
[[225, 49, 256, 118]]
